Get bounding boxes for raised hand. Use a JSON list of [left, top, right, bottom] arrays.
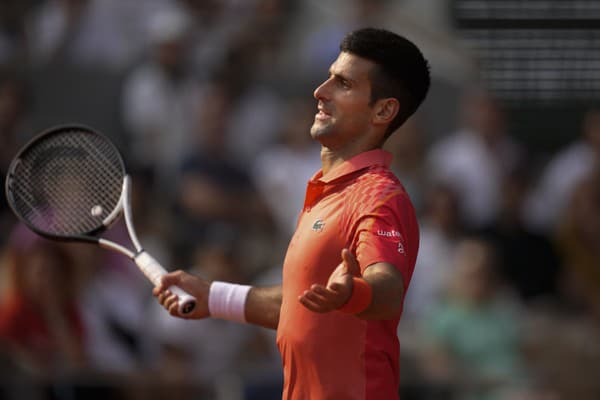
[[299, 248, 361, 313]]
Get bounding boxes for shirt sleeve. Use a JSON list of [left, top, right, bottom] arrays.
[[351, 195, 417, 290]]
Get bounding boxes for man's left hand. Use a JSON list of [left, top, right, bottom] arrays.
[[299, 248, 360, 313]]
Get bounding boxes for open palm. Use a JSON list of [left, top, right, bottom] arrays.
[[299, 249, 360, 313]]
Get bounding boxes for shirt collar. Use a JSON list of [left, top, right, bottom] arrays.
[[310, 149, 393, 184]]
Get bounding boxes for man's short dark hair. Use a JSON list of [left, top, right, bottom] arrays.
[[340, 28, 430, 138]]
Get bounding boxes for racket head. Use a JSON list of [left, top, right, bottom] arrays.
[[5, 124, 126, 242]]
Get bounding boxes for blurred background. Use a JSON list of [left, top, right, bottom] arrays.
[[0, 0, 599, 399]]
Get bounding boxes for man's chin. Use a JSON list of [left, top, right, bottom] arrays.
[[310, 123, 331, 139]]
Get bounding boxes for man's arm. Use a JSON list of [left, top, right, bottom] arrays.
[[245, 285, 282, 329], [357, 262, 404, 319], [298, 249, 405, 319], [153, 272, 282, 330]]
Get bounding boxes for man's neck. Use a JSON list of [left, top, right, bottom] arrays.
[[320, 148, 344, 178], [320, 143, 381, 178], [317, 127, 387, 178]]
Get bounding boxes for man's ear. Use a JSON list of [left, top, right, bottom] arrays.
[[373, 98, 400, 126]]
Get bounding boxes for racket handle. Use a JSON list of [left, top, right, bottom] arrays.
[[134, 251, 197, 315]]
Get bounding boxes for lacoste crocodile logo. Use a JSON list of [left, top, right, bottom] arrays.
[[312, 219, 326, 232]]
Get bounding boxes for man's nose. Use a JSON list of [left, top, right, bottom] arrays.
[[313, 79, 331, 101]]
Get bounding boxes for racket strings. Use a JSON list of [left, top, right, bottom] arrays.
[[8, 128, 124, 236]]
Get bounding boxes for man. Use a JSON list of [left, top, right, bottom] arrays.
[[154, 27, 430, 399]]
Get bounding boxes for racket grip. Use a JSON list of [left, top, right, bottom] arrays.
[[134, 252, 197, 315]]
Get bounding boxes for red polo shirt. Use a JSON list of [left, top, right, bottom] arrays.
[[276, 149, 419, 400]]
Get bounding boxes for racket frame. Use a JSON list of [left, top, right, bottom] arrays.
[[5, 124, 197, 315], [5, 123, 126, 243]]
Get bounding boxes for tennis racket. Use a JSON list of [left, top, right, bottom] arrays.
[[4, 124, 196, 315]]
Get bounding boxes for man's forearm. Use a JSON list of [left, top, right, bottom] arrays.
[[357, 263, 405, 320], [245, 285, 282, 329]]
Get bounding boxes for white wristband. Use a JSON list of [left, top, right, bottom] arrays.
[[208, 281, 251, 323]]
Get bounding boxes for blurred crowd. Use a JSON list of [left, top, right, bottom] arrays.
[[0, 0, 599, 399]]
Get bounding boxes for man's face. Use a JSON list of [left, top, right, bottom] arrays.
[[310, 52, 376, 149]]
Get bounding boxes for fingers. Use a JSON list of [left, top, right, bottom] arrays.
[[341, 248, 352, 263], [307, 285, 336, 303], [153, 287, 187, 317], [155, 288, 170, 303], [299, 284, 348, 313], [152, 270, 210, 319], [299, 289, 329, 313], [153, 270, 187, 299], [341, 248, 360, 275], [299, 295, 323, 312], [164, 293, 179, 313], [153, 273, 182, 314], [154, 286, 176, 307]]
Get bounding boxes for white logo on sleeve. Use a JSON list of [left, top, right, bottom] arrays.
[[376, 229, 401, 238], [376, 229, 405, 254], [397, 242, 405, 254]]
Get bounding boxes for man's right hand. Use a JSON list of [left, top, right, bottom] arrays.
[[153, 270, 211, 319]]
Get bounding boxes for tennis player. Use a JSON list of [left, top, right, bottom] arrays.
[[154, 27, 430, 399]]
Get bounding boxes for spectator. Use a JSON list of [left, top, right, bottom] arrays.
[[79, 218, 158, 375], [281, 0, 391, 85], [399, 183, 463, 400], [147, 235, 256, 392], [0, 0, 32, 64], [252, 97, 321, 238], [222, 28, 288, 165], [121, 4, 200, 192], [0, 71, 28, 245], [419, 237, 530, 400], [0, 225, 86, 376], [426, 88, 522, 229], [181, 0, 244, 78], [26, 0, 156, 71], [384, 117, 428, 215], [479, 166, 563, 306], [524, 109, 600, 233], [174, 79, 273, 271], [403, 183, 462, 320], [555, 167, 600, 318]]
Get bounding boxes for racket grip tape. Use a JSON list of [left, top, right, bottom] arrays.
[[134, 251, 197, 315]]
